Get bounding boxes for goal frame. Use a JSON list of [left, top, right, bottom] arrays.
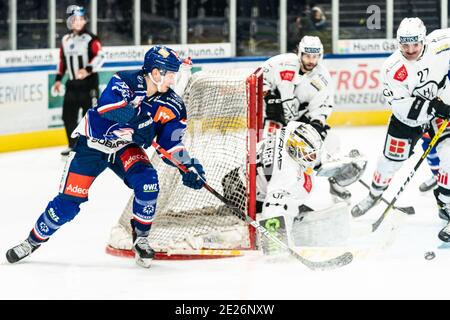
[[105, 67, 264, 260]]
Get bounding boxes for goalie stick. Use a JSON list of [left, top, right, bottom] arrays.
[[358, 179, 415, 215], [152, 141, 353, 271], [372, 119, 449, 232]]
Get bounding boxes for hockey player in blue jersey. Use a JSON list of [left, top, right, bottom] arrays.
[[6, 46, 206, 268]]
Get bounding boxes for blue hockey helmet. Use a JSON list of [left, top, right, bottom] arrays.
[[142, 46, 182, 75]]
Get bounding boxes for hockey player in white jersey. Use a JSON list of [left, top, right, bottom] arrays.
[[261, 36, 347, 202], [352, 18, 450, 242], [221, 121, 367, 252], [262, 36, 333, 135]]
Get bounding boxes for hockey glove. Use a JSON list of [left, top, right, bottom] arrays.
[[128, 113, 154, 149], [264, 91, 287, 126], [310, 119, 330, 141], [181, 158, 206, 190], [429, 98, 450, 120]]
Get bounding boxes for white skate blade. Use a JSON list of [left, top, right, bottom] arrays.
[[135, 256, 153, 268]]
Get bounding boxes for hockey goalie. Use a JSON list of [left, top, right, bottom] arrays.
[[222, 121, 367, 254]]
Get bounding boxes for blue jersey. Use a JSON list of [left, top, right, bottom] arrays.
[[72, 69, 187, 155]]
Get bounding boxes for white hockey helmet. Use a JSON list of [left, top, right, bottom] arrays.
[[286, 123, 323, 174], [66, 5, 87, 30], [298, 36, 324, 59], [396, 17, 426, 46]]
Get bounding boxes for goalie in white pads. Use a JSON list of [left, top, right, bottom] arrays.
[[352, 18, 450, 242], [222, 121, 367, 254], [261, 36, 349, 202]]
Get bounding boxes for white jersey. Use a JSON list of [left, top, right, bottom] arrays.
[[292, 63, 334, 124], [262, 53, 334, 123], [382, 28, 450, 127], [256, 121, 315, 204]]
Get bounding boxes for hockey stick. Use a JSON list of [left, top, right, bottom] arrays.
[[372, 119, 449, 232], [358, 179, 415, 215], [152, 141, 353, 270]]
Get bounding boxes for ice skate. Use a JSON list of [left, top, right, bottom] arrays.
[[6, 239, 40, 264], [438, 205, 450, 242], [419, 175, 437, 192], [351, 193, 381, 217], [133, 236, 155, 268]]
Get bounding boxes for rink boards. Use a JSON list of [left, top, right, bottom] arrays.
[[0, 47, 391, 152]]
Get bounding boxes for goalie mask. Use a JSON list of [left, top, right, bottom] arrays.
[[286, 123, 323, 175]]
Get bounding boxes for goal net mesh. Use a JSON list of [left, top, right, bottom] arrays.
[[109, 69, 260, 256]]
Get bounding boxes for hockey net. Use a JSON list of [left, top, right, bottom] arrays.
[[106, 68, 264, 259]]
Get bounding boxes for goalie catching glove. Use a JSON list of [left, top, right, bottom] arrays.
[[181, 158, 206, 190]]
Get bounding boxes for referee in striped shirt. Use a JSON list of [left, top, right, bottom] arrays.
[[53, 5, 105, 156]]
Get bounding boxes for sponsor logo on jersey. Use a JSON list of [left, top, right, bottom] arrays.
[[47, 208, 59, 222], [277, 128, 285, 169], [303, 172, 312, 193], [166, 96, 183, 109], [393, 65, 408, 82], [143, 183, 159, 193], [385, 136, 410, 160], [120, 147, 150, 171], [279, 70, 295, 81], [138, 118, 153, 129], [64, 173, 95, 198], [90, 138, 130, 149], [154, 106, 176, 124]]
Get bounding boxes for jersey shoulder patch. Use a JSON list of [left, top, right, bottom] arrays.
[[280, 70, 296, 81], [393, 64, 408, 82], [116, 70, 146, 91]]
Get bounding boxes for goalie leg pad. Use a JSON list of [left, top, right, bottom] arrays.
[[126, 164, 159, 234], [29, 195, 81, 243], [292, 202, 351, 246]]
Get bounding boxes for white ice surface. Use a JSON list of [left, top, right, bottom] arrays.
[[1, 126, 450, 300]]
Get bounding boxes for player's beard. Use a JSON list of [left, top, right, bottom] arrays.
[[302, 62, 317, 72]]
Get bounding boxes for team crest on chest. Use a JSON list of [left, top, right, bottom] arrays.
[[393, 65, 408, 82]]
